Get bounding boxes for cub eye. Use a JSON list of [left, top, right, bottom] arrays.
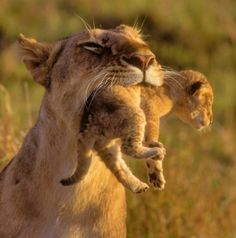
[[79, 42, 104, 55]]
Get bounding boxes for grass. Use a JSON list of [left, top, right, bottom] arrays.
[[0, 0, 236, 237], [0, 84, 17, 166], [127, 121, 236, 237]]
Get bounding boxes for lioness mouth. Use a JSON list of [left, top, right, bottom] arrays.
[[80, 91, 96, 133]]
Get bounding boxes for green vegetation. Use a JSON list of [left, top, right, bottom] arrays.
[[0, 0, 236, 237]]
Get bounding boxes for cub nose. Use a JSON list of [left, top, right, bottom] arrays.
[[123, 54, 155, 70]]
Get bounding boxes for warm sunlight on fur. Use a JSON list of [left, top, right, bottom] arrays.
[[144, 69, 214, 189], [0, 25, 163, 238], [60, 69, 213, 195]]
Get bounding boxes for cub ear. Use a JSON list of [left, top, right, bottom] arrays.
[[17, 33, 53, 87], [187, 81, 203, 95]]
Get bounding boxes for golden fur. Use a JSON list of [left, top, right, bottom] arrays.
[[60, 70, 213, 193], [0, 25, 163, 238], [143, 69, 213, 189], [61, 85, 166, 193]]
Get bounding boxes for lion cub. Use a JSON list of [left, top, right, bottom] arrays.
[[61, 85, 166, 193], [142, 70, 213, 190], [61, 70, 213, 193]]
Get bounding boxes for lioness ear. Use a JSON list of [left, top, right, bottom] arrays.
[[187, 81, 203, 95], [18, 33, 53, 87]]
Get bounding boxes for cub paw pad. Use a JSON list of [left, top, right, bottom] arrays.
[[148, 171, 166, 190], [133, 182, 149, 194]]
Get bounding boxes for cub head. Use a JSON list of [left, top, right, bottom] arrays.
[[174, 70, 213, 130], [17, 25, 163, 104]]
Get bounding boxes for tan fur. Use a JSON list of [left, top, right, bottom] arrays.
[[143, 70, 213, 189], [61, 70, 213, 193], [61, 85, 165, 193], [0, 25, 163, 238]]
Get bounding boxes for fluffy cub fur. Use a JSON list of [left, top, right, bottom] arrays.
[[143, 69, 213, 189], [61, 85, 166, 193], [61, 70, 213, 192]]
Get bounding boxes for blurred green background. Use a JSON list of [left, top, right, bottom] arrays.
[[0, 0, 236, 237]]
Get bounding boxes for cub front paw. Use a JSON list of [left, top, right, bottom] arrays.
[[149, 141, 164, 148], [148, 141, 166, 160]]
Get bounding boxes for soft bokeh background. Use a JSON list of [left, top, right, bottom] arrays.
[[0, 0, 236, 237]]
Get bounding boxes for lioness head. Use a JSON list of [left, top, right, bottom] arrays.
[[18, 25, 162, 99], [17, 25, 163, 126], [174, 70, 213, 130]]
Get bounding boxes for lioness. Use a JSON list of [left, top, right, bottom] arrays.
[[61, 70, 213, 193], [0, 25, 163, 238]]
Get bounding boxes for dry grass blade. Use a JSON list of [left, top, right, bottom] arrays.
[[0, 84, 17, 167]]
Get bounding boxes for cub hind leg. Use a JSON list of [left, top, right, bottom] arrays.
[[119, 107, 165, 160], [145, 141, 166, 190], [146, 159, 166, 190], [96, 141, 149, 194]]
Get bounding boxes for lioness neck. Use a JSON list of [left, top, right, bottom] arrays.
[[0, 94, 126, 238]]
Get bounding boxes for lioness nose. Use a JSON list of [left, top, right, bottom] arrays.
[[123, 54, 155, 70]]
